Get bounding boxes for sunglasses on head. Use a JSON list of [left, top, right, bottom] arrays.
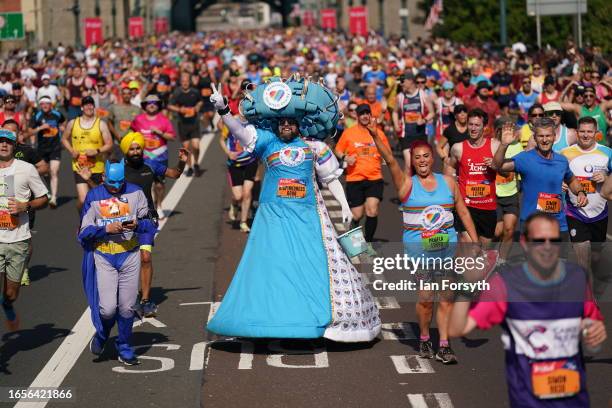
[[528, 237, 563, 245], [546, 111, 562, 117]]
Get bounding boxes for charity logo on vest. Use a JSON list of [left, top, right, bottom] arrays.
[[279, 147, 305, 167]]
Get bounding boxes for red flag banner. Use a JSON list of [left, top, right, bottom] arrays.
[[320, 9, 337, 30], [154, 17, 168, 34], [128, 17, 144, 39], [302, 10, 314, 27], [349, 6, 368, 36], [84, 17, 103, 47]]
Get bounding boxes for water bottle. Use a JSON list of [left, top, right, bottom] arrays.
[[582, 318, 602, 354]]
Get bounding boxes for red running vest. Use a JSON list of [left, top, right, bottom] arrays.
[[458, 138, 497, 210]]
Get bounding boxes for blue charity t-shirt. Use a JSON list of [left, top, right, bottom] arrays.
[[513, 149, 574, 230]]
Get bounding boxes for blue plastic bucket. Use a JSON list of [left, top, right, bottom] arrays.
[[338, 226, 367, 258]]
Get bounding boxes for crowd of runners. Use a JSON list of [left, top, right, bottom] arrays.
[[0, 27, 610, 404]]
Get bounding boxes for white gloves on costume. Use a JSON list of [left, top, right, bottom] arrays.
[[210, 83, 227, 111], [326, 178, 353, 224]]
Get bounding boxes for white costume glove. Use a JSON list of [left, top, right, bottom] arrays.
[[326, 178, 353, 224], [210, 83, 228, 112]]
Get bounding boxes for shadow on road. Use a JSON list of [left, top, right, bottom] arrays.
[[150, 286, 202, 307], [0, 323, 71, 375], [28, 264, 68, 283]]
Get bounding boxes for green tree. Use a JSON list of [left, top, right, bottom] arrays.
[[429, 0, 611, 52]]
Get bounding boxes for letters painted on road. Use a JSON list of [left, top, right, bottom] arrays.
[[407, 393, 454, 408], [112, 344, 181, 374], [266, 340, 329, 369], [390, 355, 435, 374]]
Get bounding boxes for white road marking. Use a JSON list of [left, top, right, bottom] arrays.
[[325, 199, 341, 207], [132, 317, 167, 328], [390, 355, 435, 374], [607, 233, 612, 241], [266, 340, 329, 368], [351, 256, 361, 264], [375, 296, 400, 309], [380, 323, 417, 340], [335, 223, 347, 232], [17, 134, 215, 407], [322, 189, 333, 198], [407, 393, 454, 408], [190, 342, 207, 371], [203, 302, 221, 369], [179, 301, 214, 306], [238, 340, 255, 370]]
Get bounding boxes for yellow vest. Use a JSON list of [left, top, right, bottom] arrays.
[[71, 117, 104, 173]]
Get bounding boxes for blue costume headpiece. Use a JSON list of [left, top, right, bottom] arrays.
[[104, 159, 125, 189]]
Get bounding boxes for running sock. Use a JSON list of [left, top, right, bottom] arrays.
[[439, 339, 449, 348], [420, 335, 430, 342], [364, 216, 378, 242]]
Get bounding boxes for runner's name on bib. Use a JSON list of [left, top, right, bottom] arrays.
[[536, 192, 561, 213], [0, 210, 18, 230], [465, 181, 491, 198], [576, 176, 596, 194], [421, 229, 449, 251], [404, 111, 421, 123], [277, 178, 306, 199], [531, 359, 580, 399]]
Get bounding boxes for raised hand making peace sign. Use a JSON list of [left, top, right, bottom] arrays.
[[210, 82, 228, 111]]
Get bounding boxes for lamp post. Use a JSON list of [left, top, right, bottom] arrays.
[[400, 0, 409, 38], [500, 0, 507, 45], [378, 0, 384, 35], [71, 0, 81, 47], [111, 0, 117, 38]]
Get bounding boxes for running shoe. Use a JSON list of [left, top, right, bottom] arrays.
[[228, 204, 237, 221], [49, 197, 57, 209], [185, 168, 194, 177], [21, 268, 30, 286], [142, 300, 158, 318], [419, 340, 434, 359], [435, 346, 458, 364], [132, 302, 145, 320], [239, 222, 250, 233], [89, 334, 106, 356], [3, 303, 19, 332], [118, 353, 140, 366], [194, 164, 203, 177]]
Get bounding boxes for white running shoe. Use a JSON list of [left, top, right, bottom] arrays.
[[228, 204, 237, 221], [239, 222, 250, 233]]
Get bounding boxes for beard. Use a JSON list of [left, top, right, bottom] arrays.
[[127, 154, 144, 166]]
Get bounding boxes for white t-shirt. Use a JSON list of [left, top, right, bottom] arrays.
[[37, 85, 62, 105], [0, 160, 48, 243]]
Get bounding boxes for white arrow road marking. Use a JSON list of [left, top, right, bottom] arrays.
[[16, 134, 215, 407], [407, 393, 454, 408], [390, 355, 435, 374]]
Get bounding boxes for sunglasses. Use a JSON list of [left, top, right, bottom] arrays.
[[416, 80, 426, 85], [546, 111, 562, 117], [278, 119, 296, 126], [528, 237, 563, 245], [584, 93, 595, 98], [531, 113, 544, 117], [5, 99, 15, 104]]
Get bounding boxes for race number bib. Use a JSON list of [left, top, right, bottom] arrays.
[[77, 154, 96, 169], [404, 111, 421, 123], [201, 88, 212, 97], [42, 127, 59, 138], [277, 178, 306, 199], [96, 108, 109, 118], [536, 192, 561, 213], [576, 176, 596, 194], [183, 107, 196, 118], [97, 197, 132, 226], [421, 229, 449, 251], [465, 180, 491, 198], [70, 96, 82, 106], [144, 134, 162, 150], [531, 359, 580, 399], [119, 120, 131, 131]]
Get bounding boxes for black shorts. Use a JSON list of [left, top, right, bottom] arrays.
[[346, 179, 384, 208], [398, 133, 427, 151], [456, 207, 497, 239], [38, 144, 62, 162], [178, 122, 201, 141], [568, 216, 608, 250], [496, 193, 520, 221], [74, 171, 103, 185], [228, 162, 258, 186]]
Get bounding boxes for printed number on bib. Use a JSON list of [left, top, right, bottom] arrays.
[[577, 177, 596, 194], [531, 359, 580, 399], [96, 108, 109, 118], [404, 112, 421, 123], [421, 229, 449, 251], [42, 127, 59, 138], [277, 178, 306, 199], [466, 180, 491, 198], [183, 107, 196, 118], [0, 200, 18, 231], [71, 96, 82, 106], [97, 197, 132, 226], [536, 193, 561, 214]]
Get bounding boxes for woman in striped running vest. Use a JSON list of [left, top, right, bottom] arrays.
[[369, 124, 479, 365]]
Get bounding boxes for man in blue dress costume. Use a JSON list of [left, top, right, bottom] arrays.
[[207, 82, 381, 342]]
